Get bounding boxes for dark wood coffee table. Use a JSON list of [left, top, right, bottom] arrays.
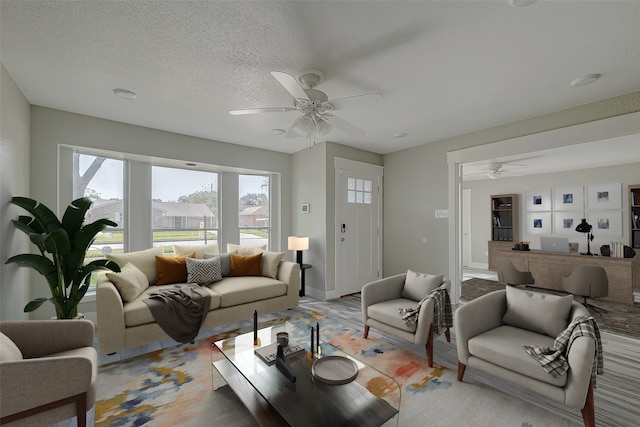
[[212, 322, 399, 427]]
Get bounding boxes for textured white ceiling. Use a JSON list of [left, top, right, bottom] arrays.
[[2, 0, 640, 156]]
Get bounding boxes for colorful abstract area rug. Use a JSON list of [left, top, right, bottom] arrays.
[[95, 308, 577, 427]]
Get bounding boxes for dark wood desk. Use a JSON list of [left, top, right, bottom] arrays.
[[489, 241, 639, 305]]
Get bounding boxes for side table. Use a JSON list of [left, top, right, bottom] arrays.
[[299, 263, 311, 297]]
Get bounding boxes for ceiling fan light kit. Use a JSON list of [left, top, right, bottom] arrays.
[[229, 69, 383, 144]]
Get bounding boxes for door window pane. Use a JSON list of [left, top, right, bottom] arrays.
[[346, 176, 373, 205], [152, 166, 219, 253], [239, 175, 270, 248]]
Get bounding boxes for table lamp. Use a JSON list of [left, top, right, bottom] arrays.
[[575, 219, 594, 256], [288, 236, 309, 265]]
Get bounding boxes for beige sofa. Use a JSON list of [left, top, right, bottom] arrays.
[[97, 245, 300, 354]]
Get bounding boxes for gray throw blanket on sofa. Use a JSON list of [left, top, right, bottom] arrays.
[[143, 284, 211, 343], [399, 287, 453, 335], [522, 315, 604, 385]]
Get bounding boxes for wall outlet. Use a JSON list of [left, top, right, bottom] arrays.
[[485, 251, 489, 257]]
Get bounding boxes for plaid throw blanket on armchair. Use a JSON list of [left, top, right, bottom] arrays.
[[522, 316, 604, 385], [399, 287, 453, 335]]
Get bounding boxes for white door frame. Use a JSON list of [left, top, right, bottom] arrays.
[[333, 157, 383, 299]]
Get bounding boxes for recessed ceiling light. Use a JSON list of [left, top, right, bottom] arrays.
[[113, 88, 137, 100], [272, 129, 286, 135], [393, 133, 408, 138], [570, 74, 602, 87], [509, 0, 537, 7]]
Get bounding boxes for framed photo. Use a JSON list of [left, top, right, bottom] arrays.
[[587, 183, 621, 210], [525, 189, 551, 211], [587, 210, 622, 237], [526, 212, 551, 234], [553, 186, 584, 211], [553, 211, 583, 235]]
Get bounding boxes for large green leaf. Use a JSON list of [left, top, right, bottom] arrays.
[[24, 298, 49, 313], [61, 198, 92, 239], [31, 228, 72, 257], [10, 197, 60, 234], [12, 216, 44, 235]]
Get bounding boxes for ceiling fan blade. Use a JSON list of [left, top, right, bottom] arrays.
[[321, 114, 366, 137], [271, 71, 310, 101], [229, 107, 296, 115], [326, 93, 384, 111]]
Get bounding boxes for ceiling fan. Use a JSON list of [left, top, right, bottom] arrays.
[[229, 70, 384, 141], [466, 162, 527, 180]]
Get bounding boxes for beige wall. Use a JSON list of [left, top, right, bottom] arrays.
[[383, 91, 640, 280], [1, 64, 32, 320], [291, 142, 382, 299]]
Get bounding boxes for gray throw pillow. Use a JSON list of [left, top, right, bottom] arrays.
[[186, 256, 222, 285], [401, 269, 443, 301], [502, 285, 574, 337], [204, 253, 231, 277]]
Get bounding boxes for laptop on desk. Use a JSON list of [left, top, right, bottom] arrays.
[[540, 236, 570, 253]]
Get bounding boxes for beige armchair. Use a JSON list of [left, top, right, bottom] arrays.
[[495, 257, 535, 286], [361, 271, 451, 367], [455, 287, 597, 427], [0, 320, 97, 427]]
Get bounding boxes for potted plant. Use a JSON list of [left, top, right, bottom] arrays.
[[6, 196, 121, 319]]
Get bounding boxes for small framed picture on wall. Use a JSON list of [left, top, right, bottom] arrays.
[[587, 183, 621, 210], [553, 186, 584, 211], [553, 211, 583, 235], [587, 210, 622, 237], [526, 212, 551, 234], [525, 189, 551, 211]]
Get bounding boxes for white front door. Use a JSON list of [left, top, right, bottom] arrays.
[[335, 158, 382, 296]]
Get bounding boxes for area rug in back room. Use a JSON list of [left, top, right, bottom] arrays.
[[95, 309, 577, 427]]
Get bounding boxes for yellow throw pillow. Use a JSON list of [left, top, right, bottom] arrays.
[[230, 252, 263, 277], [155, 252, 195, 285]]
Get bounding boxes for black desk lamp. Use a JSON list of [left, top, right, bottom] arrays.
[[575, 219, 594, 256]]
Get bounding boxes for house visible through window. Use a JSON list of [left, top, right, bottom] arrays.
[[152, 166, 219, 253], [239, 174, 270, 248]]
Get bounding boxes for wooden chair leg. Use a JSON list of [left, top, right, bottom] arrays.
[[364, 325, 369, 339], [425, 325, 434, 367], [445, 327, 451, 342], [457, 362, 466, 382], [581, 378, 595, 427], [77, 392, 87, 427]]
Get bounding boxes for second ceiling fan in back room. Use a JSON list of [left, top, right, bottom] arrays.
[[229, 70, 384, 144]]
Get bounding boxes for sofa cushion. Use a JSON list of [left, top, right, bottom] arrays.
[[0, 332, 23, 361], [208, 277, 287, 308], [468, 325, 567, 387], [503, 286, 573, 338], [367, 298, 419, 333], [227, 243, 267, 255], [401, 270, 443, 301], [186, 256, 222, 284], [123, 284, 221, 327], [230, 253, 263, 277], [106, 262, 149, 303], [107, 246, 164, 285], [261, 251, 285, 279], [155, 253, 195, 285], [173, 243, 220, 258], [205, 253, 231, 277]]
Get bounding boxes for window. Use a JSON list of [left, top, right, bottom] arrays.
[[347, 177, 372, 204], [239, 174, 270, 248], [152, 166, 219, 253], [73, 153, 125, 263]]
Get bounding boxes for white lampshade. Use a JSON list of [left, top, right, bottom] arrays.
[[288, 236, 309, 251]]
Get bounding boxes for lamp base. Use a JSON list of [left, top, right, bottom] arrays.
[[296, 250, 304, 265]]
